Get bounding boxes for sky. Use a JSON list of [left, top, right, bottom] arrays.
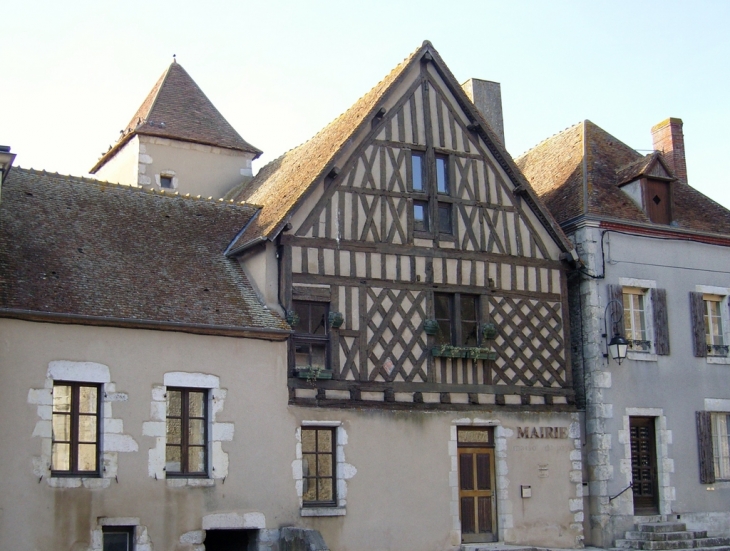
[[4, 1, 730, 208]]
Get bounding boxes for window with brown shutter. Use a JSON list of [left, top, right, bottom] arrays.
[[697, 411, 716, 484], [652, 288, 670, 355], [690, 292, 708, 357]]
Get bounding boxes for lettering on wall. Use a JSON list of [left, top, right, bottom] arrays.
[[516, 426, 569, 439]]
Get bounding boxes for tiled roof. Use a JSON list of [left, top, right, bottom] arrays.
[[225, 45, 424, 252], [0, 168, 289, 336], [226, 42, 574, 256], [91, 61, 261, 174], [515, 120, 730, 235]]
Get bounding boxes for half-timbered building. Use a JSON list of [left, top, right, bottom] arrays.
[[227, 41, 585, 549], [518, 118, 730, 548]]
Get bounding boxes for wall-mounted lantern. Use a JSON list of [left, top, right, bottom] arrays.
[[603, 299, 629, 365]]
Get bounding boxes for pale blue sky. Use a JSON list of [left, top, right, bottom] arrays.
[[4, 1, 730, 208]]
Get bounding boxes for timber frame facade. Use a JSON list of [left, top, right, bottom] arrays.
[[239, 43, 579, 411]]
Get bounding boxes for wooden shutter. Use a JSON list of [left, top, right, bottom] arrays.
[[652, 288, 670, 355], [689, 292, 706, 357], [696, 411, 715, 484], [606, 284, 625, 337]]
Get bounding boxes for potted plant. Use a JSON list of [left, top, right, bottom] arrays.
[[423, 319, 440, 335]]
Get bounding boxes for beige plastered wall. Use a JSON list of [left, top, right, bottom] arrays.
[[93, 135, 255, 199], [0, 319, 582, 551]]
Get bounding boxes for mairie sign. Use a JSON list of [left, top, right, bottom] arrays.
[[516, 426, 569, 439]]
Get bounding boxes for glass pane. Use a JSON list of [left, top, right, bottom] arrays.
[[462, 322, 479, 346], [302, 454, 316, 477], [412, 153, 423, 191], [461, 295, 477, 322], [188, 447, 206, 473], [53, 413, 71, 442], [189, 391, 205, 418], [53, 385, 72, 413], [458, 430, 489, 444], [295, 342, 311, 368], [167, 390, 182, 417], [311, 344, 326, 369], [301, 429, 316, 453], [435, 294, 451, 320], [79, 386, 97, 414], [414, 201, 428, 232], [438, 203, 452, 233], [166, 446, 181, 472], [188, 419, 205, 446], [303, 478, 317, 501], [318, 429, 332, 452], [79, 414, 97, 443], [167, 418, 182, 444], [103, 531, 130, 551], [436, 156, 449, 194], [311, 303, 327, 335], [78, 443, 97, 471], [318, 455, 333, 476], [318, 478, 333, 501], [52, 443, 70, 471]]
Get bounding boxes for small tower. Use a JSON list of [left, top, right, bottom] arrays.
[[90, 61, 262, 199]]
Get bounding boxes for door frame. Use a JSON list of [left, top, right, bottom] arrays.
[[629, 416, 660, 515], [457, 427, 497, 543]]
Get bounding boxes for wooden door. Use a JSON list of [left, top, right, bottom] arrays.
[[458, 446, 496, 542], [644, 179, 671, 224], [630, 417, 659, 514]]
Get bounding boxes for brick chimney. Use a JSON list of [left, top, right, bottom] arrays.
[[651, 118, 687, 183], [461, 78, 505, 145]]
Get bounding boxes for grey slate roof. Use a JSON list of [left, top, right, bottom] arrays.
[[0, 168, 289, 337], [91, 61, 262, 174]]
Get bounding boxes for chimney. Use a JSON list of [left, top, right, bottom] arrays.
[[651, 118, 687, 183], [461, 78, 505, 145]]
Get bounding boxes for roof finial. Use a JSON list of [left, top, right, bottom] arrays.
[[173, 54, 176, 63]]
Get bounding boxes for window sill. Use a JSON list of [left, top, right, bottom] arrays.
[[166, 477, 215, 488], [300, 507, 346, 517], [627, 352, 658, 362], [707, 356, 730, 365]]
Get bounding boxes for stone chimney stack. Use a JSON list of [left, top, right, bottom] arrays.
[[651, 118, 687, 183], [461, 78, 505, 145]]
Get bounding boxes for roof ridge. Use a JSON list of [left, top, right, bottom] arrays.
[[14, 167, 258, 208]]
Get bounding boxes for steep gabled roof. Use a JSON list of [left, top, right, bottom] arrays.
[[516, 120, 730, 235], [91, 61, 261, 174], [0, 168, 289, 338], [226, 41, 574, 257]]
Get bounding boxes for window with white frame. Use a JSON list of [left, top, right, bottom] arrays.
[[623, 287, 650, 352], [704, 295, 727, 357], [711, 413, 730, 480]]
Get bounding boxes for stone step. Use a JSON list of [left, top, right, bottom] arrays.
[[695, 539, 730, 548], [612, 547, 730, 551], [616, 539, 694, 550], [639, 523, 688, 534], [626, 531, 694, 541]]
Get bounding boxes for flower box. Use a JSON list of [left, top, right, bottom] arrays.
[[295, 368, 334, 380], [431, 346, 497, 360]]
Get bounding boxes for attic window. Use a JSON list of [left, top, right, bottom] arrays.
[[160, 176, 173, 189], [643, 179, 671, 224]]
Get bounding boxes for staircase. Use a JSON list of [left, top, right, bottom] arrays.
[[613, 522, 730, 551]]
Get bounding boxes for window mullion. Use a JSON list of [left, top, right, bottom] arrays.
[[71, 384, 80, 473], [181, 390, 189, 474]]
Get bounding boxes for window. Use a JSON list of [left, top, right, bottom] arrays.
[[690, 287, 729, 361], [409, 151, 454, 237], [711, 413, 730, 480], [103, 526, 135, 551], [697, 409, 730, 483], [166, 387, 208, 477], [292, 300, 329, 371], [608, 282, 669, 358], [52, 382, 101, 476], [160, 175, 173, 189], [623, 287, 650, 351], [704, 296, 727, 356], [301, 427, 336, 506], [434, 293, 480, 347]]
